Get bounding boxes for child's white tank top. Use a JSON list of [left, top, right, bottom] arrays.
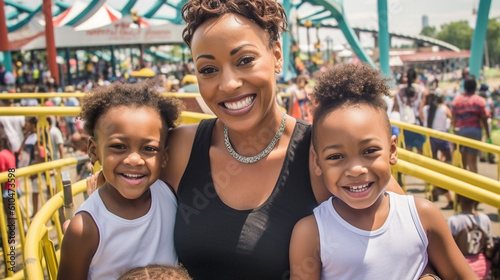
[[314, 191, 428, 280], [77, 179, 178, 280]]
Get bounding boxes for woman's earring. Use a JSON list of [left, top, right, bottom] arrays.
[[275, 63, 282, 73]]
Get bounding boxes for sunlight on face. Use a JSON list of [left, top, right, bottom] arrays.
[[313, 105, 397, 210], [190, 13, 282, 132], [91, 106, 167, 200]]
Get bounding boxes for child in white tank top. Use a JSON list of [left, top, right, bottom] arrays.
[[289, 64, 477, 280], [57, 78, 183, 280]]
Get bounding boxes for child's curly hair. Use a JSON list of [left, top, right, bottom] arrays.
[[312, 64, 392, 146], [181, 0, 287, 48], [79, 77, 184, 138], [118, 264, 192, 280]]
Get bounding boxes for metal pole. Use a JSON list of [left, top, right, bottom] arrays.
[[65, 48, 72, 85], [282, 0, 292, 81], [0, 0, 13, 72], [43, 0, 60, 86], [110, 45, 116, 78], [469, 0, 491, 78], [378, 0, 390, 77]]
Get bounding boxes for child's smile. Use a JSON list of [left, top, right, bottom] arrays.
[[90, 106, 167, 200], [313, 105, 397, 210]]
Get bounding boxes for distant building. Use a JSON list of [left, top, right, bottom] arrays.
[[422, 15, 429, 29]]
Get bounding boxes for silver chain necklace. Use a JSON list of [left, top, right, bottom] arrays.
[[224, 111, 287, 164]]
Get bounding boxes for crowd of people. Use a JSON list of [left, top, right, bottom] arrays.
[[0, 0, 499, 279]]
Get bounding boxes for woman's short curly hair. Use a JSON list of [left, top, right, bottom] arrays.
[[311, 64, 392, 146], [181, 0, 288, 48], [79, 77, 184, 138]]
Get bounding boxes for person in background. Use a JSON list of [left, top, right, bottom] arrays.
[[448, 195, 494, 280], [478, 84, 495, 164], [0, 99, 25, 155], [393, 68, 426, 154], [287, 74, 312, 120], [18, 117, 50, 216], [419, 88, 454, 210], [47, 116, 64, 160], [451, 75, 491, 174], [0, 123, 17, 219]]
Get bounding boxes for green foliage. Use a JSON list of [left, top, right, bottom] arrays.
[[436, 20, 474, 50], [420, 26, 437, 38], [486, 19, 500, 66]]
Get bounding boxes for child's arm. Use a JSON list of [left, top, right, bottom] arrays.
[[57, 212, 99, 280], [289, 215, 321, 280], [415, 198, 479, 280]]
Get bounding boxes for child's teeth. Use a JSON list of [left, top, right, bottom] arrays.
[[349, 183, 369, 192]]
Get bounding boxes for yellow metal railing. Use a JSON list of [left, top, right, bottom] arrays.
[[0, 92, 203, 107], [391, 120, 500, 179], [392, 159, 500, 207], [24, 179, 86, 280], [2, 93, 499, 279], [18, 157, 500, 280], [0, 156, 86, 279]]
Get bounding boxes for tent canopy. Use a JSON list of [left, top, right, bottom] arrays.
[[6, 0, 184, 51]]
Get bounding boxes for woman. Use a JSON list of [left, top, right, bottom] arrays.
[[393, 68, 426, 154], [162, 1, 404, 279], [419, 88, 454, 210], [84, 0, 418, 279]]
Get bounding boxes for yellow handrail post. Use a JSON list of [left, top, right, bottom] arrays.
[[0, 188, 14, 277], [421, 136, 433, 199], [396, 128, 406, 191], [41, 228, 58, 279], [25, 180, 86, 280]]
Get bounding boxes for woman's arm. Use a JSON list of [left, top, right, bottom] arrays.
[[444, 106, 452, 119], [57, 212, 99, 280], [415, 198, 479, 280], [290, 215, 321, 280]]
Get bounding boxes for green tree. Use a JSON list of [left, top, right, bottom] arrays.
[[420, 26, 437, 38], [486, 18, 500, 67], [436, 21, 473, 50]]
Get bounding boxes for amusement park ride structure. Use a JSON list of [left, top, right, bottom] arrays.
[[0, 0, 493, 82]]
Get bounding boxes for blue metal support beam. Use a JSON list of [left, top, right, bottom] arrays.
[[305, 0, 376, 68], [377, 0, 390, 77], [469, 0, 491, 79], [120, 0, 138, 15], [4, 0, 34, 13], [8, 5, 41, 33], [143, 0, 165, 18], [282, 0, 294, 81], [300, 9, 327, 21]]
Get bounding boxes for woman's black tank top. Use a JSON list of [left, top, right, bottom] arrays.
[[174, 118, 318, 280]]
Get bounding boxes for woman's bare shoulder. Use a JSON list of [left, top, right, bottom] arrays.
[[161, 124, 200, 191]]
